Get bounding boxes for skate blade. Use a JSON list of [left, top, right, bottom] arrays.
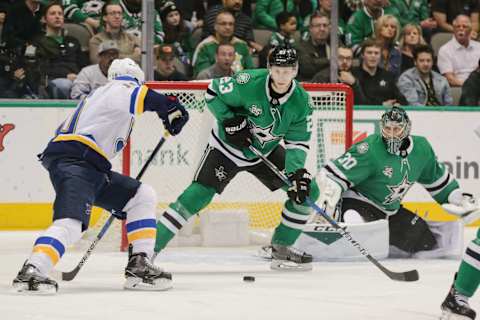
[[440, 310, 474, 320], [124, 277, 173, 291], [256, 246, 273, 260], [270, 259, 313, 271], [12, 282, 57, 295]]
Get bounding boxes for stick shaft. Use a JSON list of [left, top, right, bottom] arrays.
[[248, 145, 419, 282]]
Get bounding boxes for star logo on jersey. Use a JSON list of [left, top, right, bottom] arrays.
[[249, 105, 262, 116], [250, 122, 281, 147], [215, 166, 227, 182], [383, 174, 413, 205], [379, 80, 387, 87], [383, 166, 393, 178], [235, 72, 251, 84]]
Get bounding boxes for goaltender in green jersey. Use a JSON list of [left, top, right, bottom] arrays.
[[154, 46, 319, 271], [317, 107, 480, 255]]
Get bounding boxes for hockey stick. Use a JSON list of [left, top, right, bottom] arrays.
[[61, 133, 169, 281], [248, 145, 419, 282]]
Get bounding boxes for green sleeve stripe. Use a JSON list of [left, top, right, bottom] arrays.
[[421, 168, 450, 189], [424, 172, 453, 196]]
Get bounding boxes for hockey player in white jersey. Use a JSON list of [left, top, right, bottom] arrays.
[[12, 58, 189, 293]]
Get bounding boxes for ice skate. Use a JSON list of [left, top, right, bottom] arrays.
[[257, 245, 273, 260], [440, 284, 476, 320], [12, 261, 58, 294], [270, 244, 313, 271], [124, 252, 172, 291]]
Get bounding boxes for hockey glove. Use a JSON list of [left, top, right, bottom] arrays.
[[317, 168, 342, 217], [157, 95, 189, 136], [287, 168, 312, 205], [223, 115, 252, 149], [442, 190, 480, 224]]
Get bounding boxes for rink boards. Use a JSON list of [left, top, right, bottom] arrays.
[[0, 103, 479, 229]]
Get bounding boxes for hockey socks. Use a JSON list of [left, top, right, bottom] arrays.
[[28, 218, 82, 275], [271, 200, 311, 246], [123, 184, 159, 258], [155, 182, 216, 252], [455, 235, 480, 297]]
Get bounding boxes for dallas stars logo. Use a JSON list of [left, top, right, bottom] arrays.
[[249, 107, 282, 147], [250, 122, 281, 147], [383, 174, 413, 205]]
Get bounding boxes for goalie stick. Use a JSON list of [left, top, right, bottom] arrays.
[[61, 134, 169, 281], [248, 145, 419, 282]]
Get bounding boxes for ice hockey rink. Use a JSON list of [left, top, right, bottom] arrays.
[[0, 229, 478, 320]]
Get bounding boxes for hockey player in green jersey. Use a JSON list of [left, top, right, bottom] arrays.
[[440, 229, 479, 320], [154, 45, 319, 271], [316, 106, 480, 256]]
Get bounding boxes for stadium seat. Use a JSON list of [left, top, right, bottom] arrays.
[[431, 32, 452, 56], [64, 23, 94, 52], [450, 86, 462, 106], [253, 29, 273, 48]]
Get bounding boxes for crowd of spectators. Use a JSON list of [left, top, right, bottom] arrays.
[[1, 0, 480, 106]]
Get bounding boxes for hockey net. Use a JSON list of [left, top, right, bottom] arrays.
[[81, 81, 353, 251]]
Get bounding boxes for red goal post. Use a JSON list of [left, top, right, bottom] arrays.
[[119, 81, 354, 250]]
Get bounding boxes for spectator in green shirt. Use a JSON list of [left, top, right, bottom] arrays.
[[192, 9, 254, 76], [253, 0, 315, 32], [345, 0, 400, 54]]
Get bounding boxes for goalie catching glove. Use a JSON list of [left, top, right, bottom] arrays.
[[157, 95, 189, 136], [287, 168, 312, 204], [443, 189, 480, 224], [223, 115, 253, 149]]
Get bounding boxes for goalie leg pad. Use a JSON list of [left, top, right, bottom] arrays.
[[389, 206, 436, 254]]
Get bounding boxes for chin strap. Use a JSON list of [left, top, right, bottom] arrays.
[[398, 137, 411, 158]]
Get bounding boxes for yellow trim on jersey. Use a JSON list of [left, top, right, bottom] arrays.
[[33, 245, 60, 264], [53, 134, 108, 159], [135, 85, 149, 115], [127, 229, 156, 242]]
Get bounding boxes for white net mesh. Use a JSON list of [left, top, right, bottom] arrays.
[[79, 81, 353, 251]]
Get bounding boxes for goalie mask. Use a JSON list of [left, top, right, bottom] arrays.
[[267, 45, 298, 85], [380, 106, 411, 155], [108, 58, 145, 83]]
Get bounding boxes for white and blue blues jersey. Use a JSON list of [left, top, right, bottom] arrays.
[[41, 76, 168, 172]]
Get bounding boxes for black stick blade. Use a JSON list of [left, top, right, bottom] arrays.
[[61, 267, 80, 281], [388, 269, 419, 282]]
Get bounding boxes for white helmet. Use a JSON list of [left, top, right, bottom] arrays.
[[108, 58, 145, 83]]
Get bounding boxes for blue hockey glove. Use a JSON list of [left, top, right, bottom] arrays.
[[287, 168, 312, 205], [223, 115, 252, 149], [157, 95, 189, 136]]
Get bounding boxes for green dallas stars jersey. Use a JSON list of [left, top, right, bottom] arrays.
[[325, 133, 459, 215], [205, 69, 313, 174]]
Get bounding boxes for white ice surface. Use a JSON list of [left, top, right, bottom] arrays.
[[0, 229, 478, 320]]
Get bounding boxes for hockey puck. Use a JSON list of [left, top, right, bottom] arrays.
[[243, 276, 255, 282]]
